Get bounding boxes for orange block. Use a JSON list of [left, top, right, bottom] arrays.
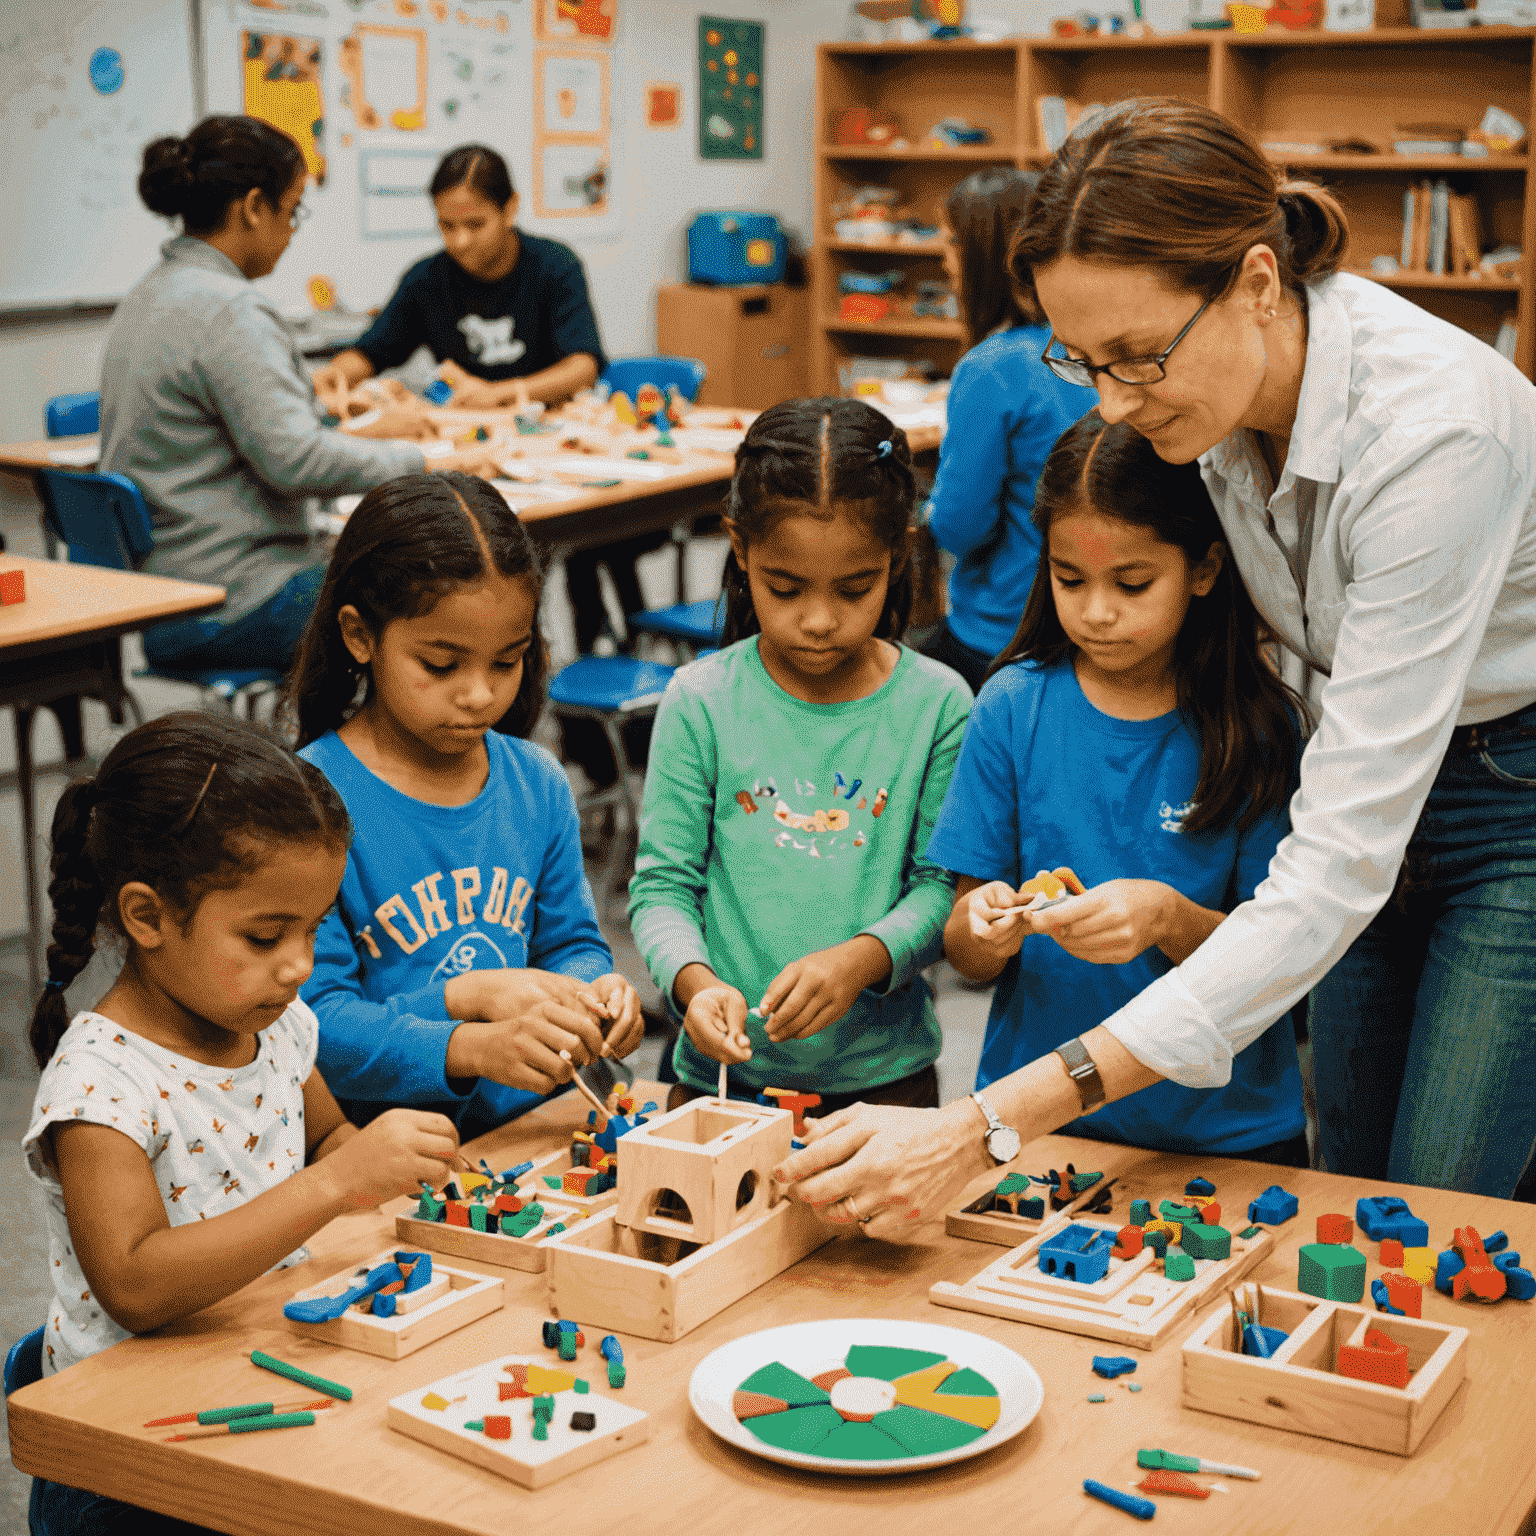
[[1338, 1326, 1409, 1389], [1383, 1272, 1423, 1318], [1317, 1213, 1353, 1244], [444, 1201, 471, 1227], [1111, 1225, 1144, 1260], [1380, 1239, 1405, 1267], [0, 569, 25, 606], [483, 1414, 511, 1439]]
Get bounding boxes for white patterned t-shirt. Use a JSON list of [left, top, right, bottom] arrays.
[[24, 1002, 317, 1375]]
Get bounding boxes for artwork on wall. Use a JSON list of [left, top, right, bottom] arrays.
[[540, 50, 609, 136], [646, 82, 681, 128], [337, 24, 429, 132], [697, 16, 763, 160], [534, 0, 618, 44], [535, 141, 609, 216], [532, 44, 610, 219], [242, 32, 328, 184]]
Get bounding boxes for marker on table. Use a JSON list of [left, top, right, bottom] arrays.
[[249, 1350, 353, 1401], [1083, 1479, 1155, 1520], [144, 1398, 332, 1428], [1138, 1448, 1260, 1480], [164, 1411, 316, 1443]]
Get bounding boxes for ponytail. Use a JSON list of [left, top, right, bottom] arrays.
[[1276, 180, 1350, 285]]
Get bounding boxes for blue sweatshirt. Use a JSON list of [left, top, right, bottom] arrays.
[[927, 325, 1095, 658], [299, 730, 611, 1140]]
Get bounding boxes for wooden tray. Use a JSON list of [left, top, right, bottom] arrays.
[[945, 1178, 1117, 1246], [1180, 1286, 1468, 1455], [283, 1249, 503, 1359], [929, 1211, 1271, 1350]]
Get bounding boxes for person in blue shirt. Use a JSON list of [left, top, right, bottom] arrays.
[[286, 472, 644, 1141], [313, 145, 605, 410], [928, 411, 1308, 1160], [921, 168, 1096, 694]]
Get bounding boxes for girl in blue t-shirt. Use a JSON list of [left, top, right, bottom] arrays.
[[285, 472, 643, 1141], [928, 411, 1308, 1159]]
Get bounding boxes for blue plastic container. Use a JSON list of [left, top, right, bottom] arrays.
[[687, 212, 785, 285]]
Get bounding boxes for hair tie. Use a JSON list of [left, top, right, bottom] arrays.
[[44, 979, 66, 992], [875, 439, 893, 460]]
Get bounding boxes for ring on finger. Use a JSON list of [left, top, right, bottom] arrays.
[[844, 1195, 874, 1227]]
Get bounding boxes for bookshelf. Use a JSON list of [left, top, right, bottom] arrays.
[[812, 29, 1536, 393]]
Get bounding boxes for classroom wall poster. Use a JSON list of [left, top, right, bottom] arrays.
[[697, 16, 762, 160], [531, 45, 609, 218], [540, 50, 607, 135], [242, 31, 328, 183], [533, 0, 617, 44], [646, 81, 681, 128], [337, 24, 429, 132]]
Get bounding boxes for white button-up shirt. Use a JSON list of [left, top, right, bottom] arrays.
[[1103, 272, 1536, 1088]]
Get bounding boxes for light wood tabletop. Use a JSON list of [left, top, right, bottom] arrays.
[[9, 1087, 1534, 1536], [0, 434, 99, 474]]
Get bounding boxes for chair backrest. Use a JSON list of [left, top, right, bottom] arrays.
[[35, 470, 156, 572], [600, 356, 707, 404], [45, 391, 102, 439], [4, 1327, 45, 1396]]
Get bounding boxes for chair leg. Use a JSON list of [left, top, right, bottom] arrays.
[[598, 714, 637, 899], [13, 705, 43, 997]]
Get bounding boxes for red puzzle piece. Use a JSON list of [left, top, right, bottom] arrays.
[[1383, 1272, 1423, 1318], [1380, 1239, 1405, 1266], [1338, 1326, 1410, 1388], [1316, 1213, 1353, 1244]]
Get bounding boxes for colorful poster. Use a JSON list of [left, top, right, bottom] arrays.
[[646, 82, 681, 128], [697, 17, 762, 160], [534, 0, 618, 44], [539, 51, 608, 136], [534, 142, 609, 216], [337, 24, 429, 132], [242, 32, 328, 184]]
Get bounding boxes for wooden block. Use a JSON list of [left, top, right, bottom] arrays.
[[284, 1250, 503, 1359], [1383, 1272, 1423, 1318], [930, 1215, 1272, 1350], [944, 1177, 1115, 1247], [544, 1194, 834, 1343], [0, 568, 25, 606], [1317, 1213, 1354, 1244], [1380, 1239, 1405, 1266], [388, 1353, 648, 1488], [1402, 1246, 1437, 1285], [1181, 1287, 1468, 1455]]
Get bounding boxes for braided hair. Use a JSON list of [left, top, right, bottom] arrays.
[[722, 397, 927, 646], [30, 712, 351, 1070]]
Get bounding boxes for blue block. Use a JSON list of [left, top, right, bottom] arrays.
[[1092, 1355, 1137, 1378], [558, 1319, 579, 1334], [600, 1334, 624, 1363], [1503, 1266, 1536, 1301], [395, 1252, 432, 1292], [1248, 1185, 1299, 1225], [1372, 1277, 1405, 1315], [542, 1320, 561, 1348], [1493, 1251, 1524, 1273], [1435, 1250, 1465, 1295], [1038, 1223, 1116, 1284], [1184, 1177, 1216, 1197], [501, 1161, 534, 1183], [373, 1291, 396, 1317], [1483, 1230, 1509, 1254], [1355, 1196, 1429, 1248]]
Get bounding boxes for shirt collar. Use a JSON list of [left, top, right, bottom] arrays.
[[160, 234, 248, 284]]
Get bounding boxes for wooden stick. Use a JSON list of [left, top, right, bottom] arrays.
[[145, 1398, 331, 1428], [718, 1060, 728, 1103], [164, 1411, 316, 1442], [559, 1051, 609, 1118]]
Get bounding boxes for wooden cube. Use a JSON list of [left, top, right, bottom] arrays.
[[0, 568, 25, 606]]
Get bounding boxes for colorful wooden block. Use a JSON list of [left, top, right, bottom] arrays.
[[1164, 1252, 1196, 1282], [1180, 1222, 1231, 1261], [1338, 1326, 1410, 1389], [0, 569, 25, 606], [1380, 1239, 1405, 1266], [1038, 1223, 1116, 1284], [1298, 1242, 1366, 1302], [1402, 1246, 1437, 1285], [1383, 1272, 1423, 1318], [1356, 1196, 1428, 1248], [1128, 1199, 1152, 1227], [1111, 1225, 1144, 1260], [1184, 1177, 1216, 1198], [1316, 1213, 1354, 1245], [1248, 1185, 1298, 1225]]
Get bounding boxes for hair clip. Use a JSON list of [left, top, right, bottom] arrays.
[[44, 979, 66, 991], [875, 439, 893, 460]]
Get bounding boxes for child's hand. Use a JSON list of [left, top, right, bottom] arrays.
[[760, 935, 891, 1043], [580, 973, 644, 1059], [445, 374, 507, 411], [683, 984, 752, 1064], [321, 1109, 459, 1209], [963, 879, 1034, 951], [449, 968, 589, 1024], [1023, 878, 1176, 964]]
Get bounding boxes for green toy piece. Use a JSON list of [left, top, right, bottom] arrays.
[[1159, 1200, 1203, 1226], [870, 1405, 984, 1454], [575, 1379, 590, 1393], [533, 1394, 555, 1420], [1164, 1252, 1197, 1282], [936, 1367, 995, 1396], [843, 1345, 947, 1381], [995, 1172, 1029, 1196], [1180, 1222, 1232, 1261], [743, 1403, 843, 1452], [1298, 1241, 1366, 1301], [1238, 1225, 1264, 1239], [738, 1361, 829, 1404], [469, 1204, 488, 1232], [607, 1361, 626, 1388], [1087, 1393, 1107, 1403], [532, 1419, 548, 1441], [464, 1419, 484, 1432], [558, 1333, 577, 1361], [813, 1421, 910, 1460], [544, 1176, 563, 1189]]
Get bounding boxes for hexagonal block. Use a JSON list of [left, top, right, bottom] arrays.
[[1298, 1242, 1365, 1302]]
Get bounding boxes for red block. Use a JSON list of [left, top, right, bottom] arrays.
[[1383, 1272, 1423, 1318], [499, 1379, 530, 1400], [1380, 1239, 1405, 1267], [1111, 1225, 1144, 1260], [562, 1168, 599, 1194], [445, 1201, 471, 1227], [1195, 1201, 1222, 1226], [483, 1414, 511, 1439], [1338, 1326, 1409, 1389], [493, 1192, 526, 1215], [1317, 1212, 1353, 1244], [0, 569, 25, 606]]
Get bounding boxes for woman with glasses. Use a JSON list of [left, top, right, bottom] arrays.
[[920, 168, 1095, 694], [102, 116, 495, 678], [770, 98, 1536, 1236]]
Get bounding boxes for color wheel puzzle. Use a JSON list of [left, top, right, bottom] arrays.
[[733, 1345, 1001, 1460]]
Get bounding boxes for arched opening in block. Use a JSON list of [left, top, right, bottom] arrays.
[[650, 1188, 693, 1226], [735, 1169, 759, 1210]]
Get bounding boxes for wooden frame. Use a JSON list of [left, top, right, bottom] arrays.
[[283, 1249, 504, 1359], [944, 1178, 1116, 1245], [930, 1211, 1272, 1349], [1181, 1285, 1469, 1454]]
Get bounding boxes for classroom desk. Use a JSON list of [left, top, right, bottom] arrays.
[[0, 556, 225, 993], [10, 1094, 1534, 1536]]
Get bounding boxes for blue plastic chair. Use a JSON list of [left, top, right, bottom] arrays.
[[598, 356, 706, 404], [548, 656, 674, 899], [4, 1327, 44, 1396], [34, 469, 282, 717], [44, 391, 101, 439], [626, 596, 725, 657]]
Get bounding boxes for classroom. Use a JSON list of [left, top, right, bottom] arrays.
[[1, 0, 1534, 1530]]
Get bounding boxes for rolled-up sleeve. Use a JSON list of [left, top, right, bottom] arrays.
[[1105, 423, 1529, 1085]]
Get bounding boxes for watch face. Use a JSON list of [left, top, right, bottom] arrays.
[[987, 1126, 1022, 1164]]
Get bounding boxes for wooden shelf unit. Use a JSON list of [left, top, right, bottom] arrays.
[[812, 29, 1536, 393]]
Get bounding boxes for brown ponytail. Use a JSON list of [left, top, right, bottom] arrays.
[[1010, 98, 1350, 306]]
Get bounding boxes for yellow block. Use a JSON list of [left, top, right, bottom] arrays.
[[891, 1362, 958, 1403], [460, 1172, 490, 1192], [525, 1365, 578, 1394], [1402, 1246, 1437, 1285], [1145, 1218, 1181, 1244], [421, 1392, 449, 1410], [893, 1387, 1000, 1431], [1227, 2, 1268, 28]]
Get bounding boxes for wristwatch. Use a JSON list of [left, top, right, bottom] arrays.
[[970, 1091, 1022, 1165], [1055, 1036, 1107, 1112]]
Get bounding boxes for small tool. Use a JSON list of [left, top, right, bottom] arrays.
[[1138, 1448, 1260, 1480]]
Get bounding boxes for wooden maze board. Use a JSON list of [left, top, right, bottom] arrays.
[[931, 1211, 1273, 1350], [387, 1353, 649, 1489]]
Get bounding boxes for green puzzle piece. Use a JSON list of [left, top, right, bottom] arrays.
[[814, 1420, 912, 1460], [872, 1405, 986, 1454], [844, 1345, 948, 1381], [738, 1361, 830, 1406], [935, 1367, 995, 1396], [744, 1403, 843, 1452]]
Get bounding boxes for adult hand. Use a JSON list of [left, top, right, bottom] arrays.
[[311, 362, 351, 413], [760, 935, 889, 1043], [1022, 878, 1175, 965], [449, 999, 609, 1094], [429, 447, 505, 479], [772, 1099, 995, 1243], [581, 972, 644, 1059], [345, 404, 441, 442], [319, 1108, 460, 1209], [682, 983, 752, 1065]]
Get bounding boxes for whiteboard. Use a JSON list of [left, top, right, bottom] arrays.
[[0, 0, 200, 313]]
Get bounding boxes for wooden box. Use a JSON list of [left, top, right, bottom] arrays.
[[656, 283, 812, 410], [1181, 1286, 1468, 1455], [283, 1249, 504, 1359]]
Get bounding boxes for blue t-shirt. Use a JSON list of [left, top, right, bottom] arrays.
[[926, 325, 1096, 659], [355, 236, 607, 382], [299, 730, 611, 1140], [926, 659, 1304, 1155]]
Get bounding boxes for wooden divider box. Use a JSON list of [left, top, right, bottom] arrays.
[[1180, 1286, 1468, 1455]]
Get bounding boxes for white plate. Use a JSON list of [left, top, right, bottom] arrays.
[[688, 1317, 1044, 1476]]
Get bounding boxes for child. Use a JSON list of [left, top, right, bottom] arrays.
[[930, 411, 1308, 1161], [286, 472, 643, 1142], [629, 398, 972, 1113], [25, 713, 459, 1533]]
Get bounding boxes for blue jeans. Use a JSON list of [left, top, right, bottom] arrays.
[[141, 561, 326, 674], [1311, 701, 1536, 1197], [31, 1477, 218, 1535]]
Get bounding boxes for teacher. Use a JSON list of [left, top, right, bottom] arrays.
[[775, 98, 1536, 1233], [314, 144, 605, 410]]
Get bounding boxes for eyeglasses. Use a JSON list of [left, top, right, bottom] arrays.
[[1041, 292, 1216, 388], [288, 202, 311, 231]]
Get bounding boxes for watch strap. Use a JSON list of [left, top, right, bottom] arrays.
[[1054, 1036, 1107, 1111]]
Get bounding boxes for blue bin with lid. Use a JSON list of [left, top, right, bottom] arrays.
[[687, 212, 785, 285]]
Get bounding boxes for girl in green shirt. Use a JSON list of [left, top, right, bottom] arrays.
[[629, 398, 972, 1120]]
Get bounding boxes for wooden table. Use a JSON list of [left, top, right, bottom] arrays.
[[10, 1097, 1534, 1536], [0, 556, 225, 993]]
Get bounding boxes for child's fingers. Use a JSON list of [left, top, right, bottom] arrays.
[[757, 965, 799, 1018]]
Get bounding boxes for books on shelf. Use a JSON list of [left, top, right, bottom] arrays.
[[1400, 180, 1487, 277]]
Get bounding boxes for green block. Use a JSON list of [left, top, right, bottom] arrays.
[[870, 1405, 984, 1455], [843, 1346, 947, 1382], [1144, 1229, 1169, 1258], [1238, 1225, 1264, 1239], [532, 1420, 548, 1440], [469, 1204, 488, 1232], [935, 1367, 995, 1396], [1164, 1252, 1197, 1282], [574, 1379, 589, 1393], [1068, 1170, 1103, 1194], [463, 1419, 484, 1432], [1298, 1242, 1366, 1301], [558, 1334, 576, 1361], [995, 1172, 1029, 1195], [1180, 1221, 1231, 1261], [607, 1361, 626, 1388], [1159, 1200, 1202, 1226], [1128, 1199, 1152, 1226], [544, 1176, 563, 1188], [744, 1403, 843, 1453], [813, 1420, 911, 1460], [533, 1394, 554, 1419], [738, 1361, 829, 1405], [416, 1191, 444, 1221]]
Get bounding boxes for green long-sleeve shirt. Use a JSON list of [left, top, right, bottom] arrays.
[[628, 639, 972, 1096]]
